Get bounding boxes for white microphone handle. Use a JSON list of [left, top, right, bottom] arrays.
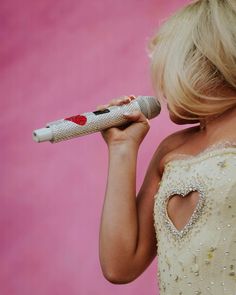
[[33, 96, 160, 143]]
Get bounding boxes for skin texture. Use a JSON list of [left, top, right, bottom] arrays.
[[98, 95, 236, 284]]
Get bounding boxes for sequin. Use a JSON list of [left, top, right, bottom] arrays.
[[207, 252, 213, 259], [217, 160, 227, 168], [156, 178, 207, 239], [153, 144, 236, 294]]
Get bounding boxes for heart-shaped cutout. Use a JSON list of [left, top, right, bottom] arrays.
[[166, 191, 200, 231]]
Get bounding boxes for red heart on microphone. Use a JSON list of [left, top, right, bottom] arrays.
[[65, 115, 87, 126]]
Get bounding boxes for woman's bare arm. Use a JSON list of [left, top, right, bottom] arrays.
[[98, 126, 190, 284], [97, 94, 191, 284], [99, 141, 165, 284]]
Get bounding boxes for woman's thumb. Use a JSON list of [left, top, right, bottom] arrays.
[[123, 110, 141, 121], [123, 110, 149, 124]]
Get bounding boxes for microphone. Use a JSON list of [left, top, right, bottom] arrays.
[[32, 96, 161, 143]]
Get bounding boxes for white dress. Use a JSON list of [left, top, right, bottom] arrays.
[[153, 142, 236, 295]]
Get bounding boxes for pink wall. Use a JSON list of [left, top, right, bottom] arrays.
[[1, 1, 190, 294]]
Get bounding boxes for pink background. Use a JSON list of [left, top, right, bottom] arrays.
[[1, 0, 190, 294]]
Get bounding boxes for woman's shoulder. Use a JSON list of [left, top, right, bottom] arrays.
[[156, 126, 199, 175]]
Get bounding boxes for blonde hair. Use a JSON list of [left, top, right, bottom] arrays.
[[148, 0, 236, 120]]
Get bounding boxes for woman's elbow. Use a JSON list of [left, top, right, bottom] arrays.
[[101, 267, 137, 285]]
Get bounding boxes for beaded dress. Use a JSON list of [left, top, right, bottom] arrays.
[[153, 141, 236, 295]]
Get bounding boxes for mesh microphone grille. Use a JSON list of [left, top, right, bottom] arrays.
[[137, 96, 161, 119]]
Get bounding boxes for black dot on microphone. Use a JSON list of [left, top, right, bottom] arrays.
[[93, 109, 110, 115]]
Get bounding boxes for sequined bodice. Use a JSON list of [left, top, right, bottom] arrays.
[[153, 144, 236, 295]]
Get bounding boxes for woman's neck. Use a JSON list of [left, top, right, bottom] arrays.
[[199, 105, 236, 132]]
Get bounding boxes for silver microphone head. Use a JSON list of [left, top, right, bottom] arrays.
[[136, 96, 161, 119]]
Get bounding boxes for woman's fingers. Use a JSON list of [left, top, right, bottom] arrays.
[[109, 95, 136, 106], [96, 104, 110, 111], [96, 95, 136, 110], [129, 94, 136, 100]]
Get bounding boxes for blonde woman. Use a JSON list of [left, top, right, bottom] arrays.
[[98, 0, 236, 294]]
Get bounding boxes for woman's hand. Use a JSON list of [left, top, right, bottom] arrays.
[[96, 95, 150, 148]]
